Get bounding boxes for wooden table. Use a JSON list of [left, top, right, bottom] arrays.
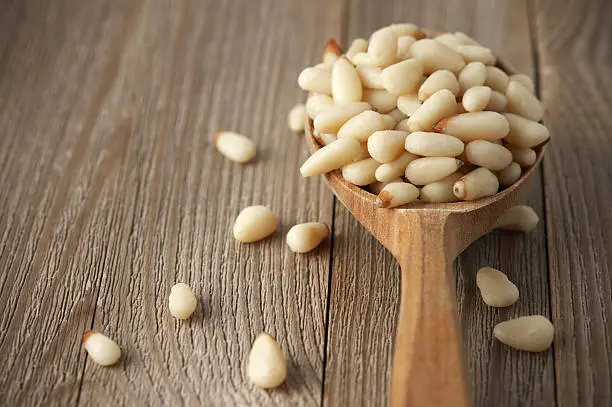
[[1, 0, 610, 405]]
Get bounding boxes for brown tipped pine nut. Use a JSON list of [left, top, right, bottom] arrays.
[[286, 222, 329, 253], [418, 70, 460, 101], [367, 130, 408, 163], [404, 131, 464, 157], [233, 206, 277, 243], [288, 104, 307, 132], [410, 39, 465, 74], [375, 151, 418, 182], [408, 89, 457, 132], [247, 333, 287, 388], [342, 158, 380, 186], [419, 172, 462, 203], [462, 86, 491, 112], [313, 102, 370, 134], [493, 316, 554, 352], [337, 110, 394, 142], [476, 267, 519, 307], [368, 178, 403, 194], [323, 39, 342, 63], [405, 157, 463, 185], [397, 94, 422, 116], [298, 65, 332, 95], [346, 38, 368, 60], [388, 23, 425, 39], [507, 145, 537, 167], [380, 58, 424, 95], [396, 36, 416, 59], [356, 66, 384, 89], [465, 140, 513, 171], [363, 89, 398, 113], [214, 131, 257, 163], [395, 118, 410, 131], [455, 32, 480, 46], [168, 283, 197, 320], [484, 66, 509, 92], [503, 113, 550, 148], [387, 108, 406, 123], [300, 136, 363, 176], [456, 45, 495, 65], [434, 33, 462, 50], [495, 205, 539, 231], [376, 182, 419, 208], [434, 111, 510, 142], [453, 167, 499, 200], [506, 81, 544, 121], [497, 161, 522, 186], [486, 90, 508, 112], [368, 27, 397, 67], [509, 74, 535, 94], [332, 58, 362, 104], [306, 93, 334, 119], [82, 331, 121, 366], [458, 61, 487, 95]]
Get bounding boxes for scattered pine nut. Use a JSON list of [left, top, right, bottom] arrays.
[[494, 316, 554, 352], [168, 283, 197, 320], [476, 267, 519, 307], [288, 104, 307, 132], [83, 331, 121, 367], [214, 131, 256, 163], [376, 182, 419, 208], [247, 333, 287, 389], [495, 205, 539, 232], [233, 206, 277, 243], [286, 222, 329, 253]]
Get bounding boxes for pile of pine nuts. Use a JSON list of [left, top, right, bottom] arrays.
[[297, 24, 549, 206]]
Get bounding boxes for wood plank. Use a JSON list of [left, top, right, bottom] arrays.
[[323, 1, 555, 405], [534, 0, 612, 405]]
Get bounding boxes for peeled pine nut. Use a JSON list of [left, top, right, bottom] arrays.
[[396, 36, 416, 59], [465, 140, 513, 171], [456, 45, 495, 65], [323, 38, 342, 63], [508, 145, 537, 167], [337, 110, 394, 142], [510, 74, 535, 94], [503, 113, 550, 148], [214, 131, 256, 163], [313, 102, 370, 133], [408, 89, 457, 132], [306, 93, 334, 119], [462, 86, 491, 112], [247, 333, 287, 389], [363, 89, 398, 113], [367, 130, 408, 163], [395, 118, 410, 132], [434, 33, 463, 50], [495, 205, 539, 231], [332, 58, 362, 104], [453, 167, 499, 200], [455, 32, 480, 46], [300, 136, 362, 176], [493, 316, 554, 352], [286, 222, 329, 253], [506, 81, 544, 122], [458, 61, 487, 95], [342, 158, 380, 186], [405, 157, 463, 185], [410, 39, 465, 74], [368, 178, 403, 194], [375, 151, 418, 182], [346, 38, 368, 61], [352, 143, 371, 161], [405, 131, 464, 157], [350, 52, 375, 66], [376, 182, 419, 208], [387, 109, 406, 124], [476, 267, 519, 307], [388, 23, 425, 39], [497, 162, 522, 186], [485, 66, 509, 92], [82, 331, 121, 367], [288, 104, 306, 132], [356, 66, 384, 89], [418, 70, 460, 100], [486, 90, 508, 112], [419, 172, 462, 203], [233, 205, 277, 242], [168, 283, 197, 320], [318, 133, 337, 146], [434, 111, 510, 142], [397, 94, 422, 116], [368, 27, 397, 67], [381, 58, 424, 95], [298, 65, 332, 95]]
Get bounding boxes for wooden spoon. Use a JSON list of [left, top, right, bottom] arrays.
[[304, 61, 545, 407]]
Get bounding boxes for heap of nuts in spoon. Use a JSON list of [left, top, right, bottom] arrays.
[[295, 23, 549, 208]]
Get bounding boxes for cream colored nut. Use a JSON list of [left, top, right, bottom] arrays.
[[458, 61, 487, 95], [404, 131, 464, 157], [503, 113, 550, 148], [434, 111, 510, 142], [434, 33, 463, 50], [419, 172, 462, 203], [418, 70, 460, 101], [395, 118, 410, 132], [349, 52, 375, 66], [453, 167, 499, 200], [313, 102, 370, 134], [346, 38, 368, 61], [332, 58, 362, 104], [214, 131, 256, 163], [497, 162, 522, 186], [363, 89, 398, 113], [247, 333, 287, 389], [405, 157, 463, 185], [352, 143, 371, 161], [82, 331, 121, 367], [168, 283, 197, 320], [300, 136, 362, 176], [465, 140, 513, 171], [337, 110, 394, 142], [306, 93, 334, 119], [456, 45, 495, 65], [485, 66, 509, 92], [356, 65, 384, 89], [506, 81, 544, 122], [286, 222, 329, 253], [396, 35, 416, 59], [298, 65, 332, 95], [368, 178, 403, 195], [476, 267, 519, 307], [509, 74, 535, 94], [368, 27, 397, 67], [388, 23, 425, 39], [233, 205, 277, 243], [508, 145, 537, 167], [486, 90, 508, 112], [376, 182, 419, 208], [387, 108, 406, 124], [408, 89, 457, 132], [288, 104, 307, 132], [396, 94, 422, 117], [322, 38, 342, 63], [494, 316, 554, 352], [375, 151, 418, 182], [367, 130, 408, 163], [410, 39, 465, 74], [462, 86, 491, 112], [495, 205, 539, 231], [342, 158, 380, 186], [318, 133, 337, 146], [455, 32, 480, 46], [381, 58, 424, 96]]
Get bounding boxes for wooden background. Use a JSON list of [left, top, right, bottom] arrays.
[[0, 0, 610, 405]]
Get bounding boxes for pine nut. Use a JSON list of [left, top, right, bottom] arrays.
[[405, 131, 464, 157], [368, 178, 403, 194], [342, 158, 380, 186], [315, 132, 337, 146], [82, 331, 121, 367], [395, 117, 410, 132], [368, 27, 397, 67], [503, 113, 550, 148], [323, 38, 342, 63], [376, 182, 419, 208], [306, 93, 334, 119], [397, 94, 422, 116], [410, 39, 465, 74], [381, 58, 424, 96], [168, 283, 197, 320], [495, 205, 539, 232], [484, 66, 509, 92], [350, 52, 376, 66], [493, 316, 554, 352], [405, 157, 463, 185], [233, 205, 277, 243], [476, 267, 519, 307], [458, 61, 487, 95], [288, 104, 307, 132], [346, 38, 368, 61], [486, 90, 508, 112], [507, 145, 537, 167], [356, 65, 384, 89], [465, 140, 513, 171], [456, 45, 495, 65], [298, 65, 332, 94], [375, 151, 418, 182], [434, 111, 510, 142], [456, 103, 467, 114], [408, 89, 457, 132], [506, 81, 544, 122], [509, 74, 535, 94], [214, 131, 257, 163], [396, 35, 416, 59], [367, 130, 408, 163], [455, 32, 480, 46], [300, 136, 363, 176], [387, 108, 406, 124], [363, 89, 398, 113], [462, 86, 491, 112], [497, 161, 522, 186], [313, 102, 370, 133], [418, 70, 460, 101], [337, 110, 394, 142], [434, 33, 462, 50], [419, 172, 462, 203], [332, 58, 362, 104], [453, 167, 499, 200], [352, 143, 371, 161], [286, 222, 329, 253], [247, 333, 287, 389], [388, 23, 425, 39]]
